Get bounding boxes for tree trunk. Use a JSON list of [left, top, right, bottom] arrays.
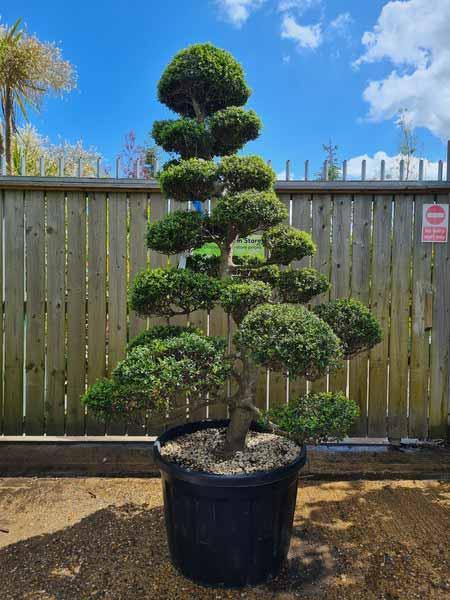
[[221, 357, 259, 455], [4, 91, 14, 175], [224, 406, 254, 453]]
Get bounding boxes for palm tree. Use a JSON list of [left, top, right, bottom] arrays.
[[0, 18, 76, 173]]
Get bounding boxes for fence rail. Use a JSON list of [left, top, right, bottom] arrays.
[[0, 176, 449, 440]]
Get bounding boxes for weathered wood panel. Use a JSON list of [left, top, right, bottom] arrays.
[[0, 182, 446, 439], [0, 193, 3, 432], [4, 190, 24, 435], [368, 196, 393, 437], [148, 192, 168, 330], [208, 198, 230, 420], [45, 191, 66, 435], [66, 191, 87, 435], [268, 193, 290, 409], [107, 192, 128, 434], [310, 194, 332, 393], [429, 194, 450, 439], [388, 195, 413, 441], [128, 192, 149, 341], [25, 191, 45, 434], [329, 195, 352, 394], [409, 195, 432, 438], [289, 193, 311, 399], [127, 192, 149, 435], [86, 192, 107, 435], [348, 196, 372, 435]]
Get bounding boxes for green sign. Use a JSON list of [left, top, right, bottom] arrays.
[[232, 234, 264, 259], [192, 235, 265, 260]]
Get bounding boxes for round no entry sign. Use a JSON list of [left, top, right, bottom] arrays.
[[425, 204, 446, 225], [422, 203, 449, 243]]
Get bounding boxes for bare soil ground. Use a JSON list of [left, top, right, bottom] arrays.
[[0, 477, 448, 599]]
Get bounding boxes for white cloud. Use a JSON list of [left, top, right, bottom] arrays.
[[346, 151, 444, 181], [355, 0, 450, 140], [277, 0, 321, 14], [330, 12, 353, 36], [281, 14, 322, 50], [214, 0, 266, 28]]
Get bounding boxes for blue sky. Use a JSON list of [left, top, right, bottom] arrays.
[[2, 0, 449, 178]]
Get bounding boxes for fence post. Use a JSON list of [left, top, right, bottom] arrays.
[[304, 160, 309, 181], [447, 141, 450, 181], [285, 159, 291, 181]]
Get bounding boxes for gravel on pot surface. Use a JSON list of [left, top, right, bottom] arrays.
[[160, 427, 301, 474]]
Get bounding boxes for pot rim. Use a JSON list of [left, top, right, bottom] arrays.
[[153, 419, 307, 487]]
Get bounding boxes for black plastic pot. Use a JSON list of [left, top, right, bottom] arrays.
[[153, 419, 307, 588]]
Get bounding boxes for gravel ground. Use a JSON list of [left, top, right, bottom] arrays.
[[160, 428, 301, 474], [0, 477, 449, 599]]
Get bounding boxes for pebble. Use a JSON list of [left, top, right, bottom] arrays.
[[160, 428, 301, 475]]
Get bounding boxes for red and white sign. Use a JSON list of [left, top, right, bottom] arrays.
[[422, 204, 449, 243]]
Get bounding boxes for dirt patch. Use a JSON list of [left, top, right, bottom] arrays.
[[0, 477, 448, 599]]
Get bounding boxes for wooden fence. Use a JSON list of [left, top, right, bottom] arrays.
[[0, 176, 449, 441]]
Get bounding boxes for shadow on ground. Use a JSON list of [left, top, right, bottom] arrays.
[[0, 479, 449, 599]]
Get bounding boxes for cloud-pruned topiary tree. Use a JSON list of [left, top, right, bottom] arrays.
[[83, 43, 382, 456]]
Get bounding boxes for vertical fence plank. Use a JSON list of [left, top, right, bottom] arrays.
[[208, 199, 229, 420], [4, 191, 25, 434], [128, 192, 149, 341], [145, 192, 169, 432], [169, 200, 189, 328], [168, 199, 190, 424], [368, 195, 393, 436], [86, 192, 107, 435], [188, 201, 208, 340], [24, 191, 45, 434], [4, 190, 24, 435], [291, 194, 312, 269], [409, 195, 432, 438], [388, 195, 413, 441], [188, 200, 209, 422], [148, 192, 169, 329], [0, 193, 3, 433], [268, 193, 290, 409], [127, 192, 149, 435], [107, 192, 128, 434], [429, 194, 450, 439], [310, 194, 332, 392], [329, 195, 352, 393], [289, 193, 312, 399], [349, 195, 372, 435], [66, 191, 87, 435], [46, 191, 66, 435]]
